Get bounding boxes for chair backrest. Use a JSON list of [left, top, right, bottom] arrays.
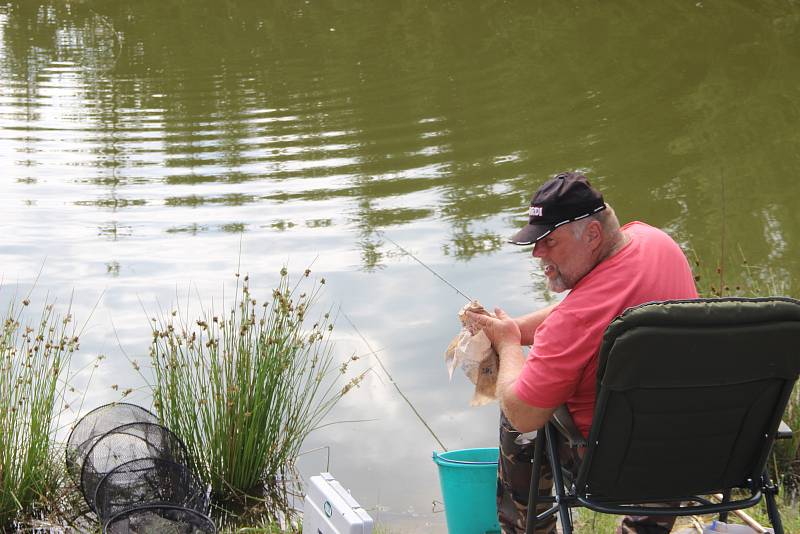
[[574, 297, 800, 502]]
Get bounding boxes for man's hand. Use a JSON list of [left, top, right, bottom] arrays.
[[465, 307, 521, 353]]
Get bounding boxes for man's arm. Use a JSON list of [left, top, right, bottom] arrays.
[[466, 307, 556, 433], [495, 339, 556, 433], [514, 303, 557, 346]]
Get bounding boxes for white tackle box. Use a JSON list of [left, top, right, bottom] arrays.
[[303, 472, 373, 534]]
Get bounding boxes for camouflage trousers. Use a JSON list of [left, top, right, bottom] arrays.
[[497, 414, 677, 534]]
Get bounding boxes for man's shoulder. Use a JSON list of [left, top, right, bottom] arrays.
[[622, 220, 664, 237], [622, 221, 686, 255]]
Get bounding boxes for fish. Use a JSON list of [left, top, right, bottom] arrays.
[[445, 300, 499, 406]]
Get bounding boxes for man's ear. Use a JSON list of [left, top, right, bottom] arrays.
[[585, 220, 602, 247]]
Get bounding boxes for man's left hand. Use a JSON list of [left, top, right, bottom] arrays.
[[466, 307, 521, 352]]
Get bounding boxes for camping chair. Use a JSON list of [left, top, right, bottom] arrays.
[[526, 297, 800, 534]]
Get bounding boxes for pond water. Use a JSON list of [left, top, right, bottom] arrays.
[[1, 1, 799, 531]]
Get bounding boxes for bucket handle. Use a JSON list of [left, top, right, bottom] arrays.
[[439, 459, 497, 465], [432, 451, 497, 466]]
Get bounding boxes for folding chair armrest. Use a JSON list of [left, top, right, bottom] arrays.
[[777, 420, 792, 440], [551, 405, 588, 448]]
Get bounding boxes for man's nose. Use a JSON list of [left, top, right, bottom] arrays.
[[532, 242, 544, 258]]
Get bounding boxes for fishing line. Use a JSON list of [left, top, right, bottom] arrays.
[[378, 231, 474, 303], [343, 312, 449, 452]]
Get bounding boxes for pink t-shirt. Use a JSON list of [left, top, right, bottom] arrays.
[[514, 222, 699, 437]]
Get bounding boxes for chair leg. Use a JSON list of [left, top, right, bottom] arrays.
[[718, 489, 731, 523], [545, 423, 573, 534], [763, 474, 784, 534], [525, 433, 545, 534]]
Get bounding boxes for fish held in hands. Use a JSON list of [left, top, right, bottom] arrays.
[[445, 300, 499, 406]]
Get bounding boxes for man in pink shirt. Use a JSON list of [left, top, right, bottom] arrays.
[[468, 172, 698, 534]]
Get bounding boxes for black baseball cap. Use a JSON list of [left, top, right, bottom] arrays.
[[509, 172, 606, 245]]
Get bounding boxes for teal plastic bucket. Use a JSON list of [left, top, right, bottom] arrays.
[[433, 447, 501, 534]]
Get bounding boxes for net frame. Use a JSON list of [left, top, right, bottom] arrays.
[[94, 457, 210, 522], [80, 422, 189, 513], [103, 504, 216, 534], [66, 403, 158, 483]]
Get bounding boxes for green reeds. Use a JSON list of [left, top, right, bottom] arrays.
[[0, 297, 78, 530], [148, 269, 362, 520]]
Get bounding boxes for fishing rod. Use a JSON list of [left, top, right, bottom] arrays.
[[352, 230, 479, 451], [377, 231, 474, 303], [343, 312, 449, 452]]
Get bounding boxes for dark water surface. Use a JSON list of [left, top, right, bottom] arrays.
[[2, 1, 800, 531]]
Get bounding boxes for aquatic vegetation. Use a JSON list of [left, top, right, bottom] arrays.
[[691, 245, 789, 299], [0, 297, 79, 530], [148, 269, 362, 521]]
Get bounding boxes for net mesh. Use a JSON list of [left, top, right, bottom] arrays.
[[67, 404, 216, 533], [103, 505, 216, 534], [66, 403, 158, 484], [94, 458, 209, 522], [81, 422, 189, 513]]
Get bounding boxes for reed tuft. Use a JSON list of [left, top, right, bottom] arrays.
[[148, 269, 361, 521], [0, 297, 78, 530]]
